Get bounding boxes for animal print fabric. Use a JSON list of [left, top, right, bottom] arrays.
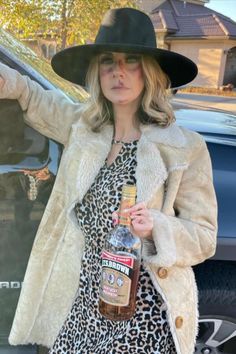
[[49, 141, 177, 353]]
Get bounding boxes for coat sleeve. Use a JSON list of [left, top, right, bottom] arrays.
[[0, 62, 82, 145], [143, 138, 218, 268]]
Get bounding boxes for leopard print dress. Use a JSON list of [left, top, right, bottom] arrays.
[[49, 140, 177, 354]]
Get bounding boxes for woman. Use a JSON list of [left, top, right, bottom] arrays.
[[0, 7, 217, 354]]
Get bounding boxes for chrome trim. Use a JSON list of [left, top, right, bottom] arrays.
[[203, 135, 236, 146]]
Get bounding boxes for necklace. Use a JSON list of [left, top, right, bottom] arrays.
[[112, 138, 139, 145]]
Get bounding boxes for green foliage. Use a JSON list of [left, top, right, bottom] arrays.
[[0, 0, 45, 36], [0, 0, 137, 49]]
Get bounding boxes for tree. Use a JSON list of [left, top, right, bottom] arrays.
[[0, 0, 138, 49], [0, 0, 45, 37]]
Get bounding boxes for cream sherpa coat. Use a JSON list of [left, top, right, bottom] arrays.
[[0, 63, 217, 354]]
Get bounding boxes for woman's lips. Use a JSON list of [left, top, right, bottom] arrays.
[[111, 86, 128, 90]]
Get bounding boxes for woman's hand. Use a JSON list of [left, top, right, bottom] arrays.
[[0, 76, 5, 90], [112, 202, 153, 240]]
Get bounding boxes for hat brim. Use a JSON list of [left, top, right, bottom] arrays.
[[51, 43, 198, 88]]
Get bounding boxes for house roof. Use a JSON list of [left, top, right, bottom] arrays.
[[150, 0, 236, 38]]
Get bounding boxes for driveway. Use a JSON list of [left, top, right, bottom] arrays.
[[172, 92, 236, 114]]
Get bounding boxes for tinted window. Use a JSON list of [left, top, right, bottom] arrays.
[[0, 99, 58, 342]]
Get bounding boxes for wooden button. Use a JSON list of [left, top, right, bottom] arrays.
[[175, 316, 183, 329], [157, 267, 168, 279]]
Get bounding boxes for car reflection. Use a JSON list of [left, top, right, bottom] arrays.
[[19, 166, 52, 201], [0, 98, 58, 339]]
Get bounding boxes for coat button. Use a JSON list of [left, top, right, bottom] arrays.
[[157, 267, 168, 279], [175, 316, 183, 329]]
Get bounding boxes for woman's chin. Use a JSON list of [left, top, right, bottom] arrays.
[[110, 97, 138, 106]]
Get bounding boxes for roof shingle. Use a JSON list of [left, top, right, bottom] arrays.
[[150, 0, 236, 38]]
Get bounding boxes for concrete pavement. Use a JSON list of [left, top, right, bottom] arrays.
[[172, 92, 236, 114]]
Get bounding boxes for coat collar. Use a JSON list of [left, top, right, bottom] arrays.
[[137, 123, 188, 202], [73, 120, 188, 203], [140, 123, 186, 148]]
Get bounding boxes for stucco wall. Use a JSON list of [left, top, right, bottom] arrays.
[[21, 38, 57, 60], [169, 40, 226, 87]]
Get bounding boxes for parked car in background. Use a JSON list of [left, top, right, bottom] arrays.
[[0, 29, 235, 354], [0, 28, 85, 354], [176, 107, 236, 354]]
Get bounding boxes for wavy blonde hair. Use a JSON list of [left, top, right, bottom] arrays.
[[81, 54, 175, 131]]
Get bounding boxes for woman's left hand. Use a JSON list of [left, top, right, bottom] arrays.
[[112, 202, 153, 239]]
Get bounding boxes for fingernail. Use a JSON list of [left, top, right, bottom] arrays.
[[123, 208, 130, 213], [112, 218, 118, 226]]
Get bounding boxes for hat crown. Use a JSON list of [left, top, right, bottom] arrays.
[[95, 8, 157, 48]]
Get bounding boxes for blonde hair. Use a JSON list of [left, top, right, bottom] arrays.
[[81, 54, 175, 131]]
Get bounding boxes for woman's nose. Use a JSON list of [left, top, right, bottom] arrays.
[[112, 60, 125, 76]]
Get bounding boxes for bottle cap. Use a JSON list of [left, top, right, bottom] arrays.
[[122, 184, 136, 197]]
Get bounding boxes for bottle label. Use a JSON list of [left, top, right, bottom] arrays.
[[100, 250, 134, 307]]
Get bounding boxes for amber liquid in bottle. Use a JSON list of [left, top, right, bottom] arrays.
[[99, 184, 142, 321]]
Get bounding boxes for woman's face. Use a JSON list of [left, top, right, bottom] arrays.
[[99, 52, 144, 107]]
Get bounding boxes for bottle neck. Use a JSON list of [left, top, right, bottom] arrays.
[[118, 195, 135, 227]]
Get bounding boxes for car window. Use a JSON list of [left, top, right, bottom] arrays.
[[0, 99, 48, 166], [0, 100, 59, 344], [0, 167, 55, 340]]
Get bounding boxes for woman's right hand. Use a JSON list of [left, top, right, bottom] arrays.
[[0, 62, 21, 100], [0, 63, 13, 99], [0, 75, 5, 90]]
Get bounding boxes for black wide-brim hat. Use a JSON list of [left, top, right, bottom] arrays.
[[51, 8, 198, 88]]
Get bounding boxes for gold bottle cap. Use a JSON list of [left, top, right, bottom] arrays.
[[122, 184, 136, 197]]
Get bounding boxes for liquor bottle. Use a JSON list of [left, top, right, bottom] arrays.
[[99, 184, 142, 321]]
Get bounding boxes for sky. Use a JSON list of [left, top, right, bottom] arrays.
[[206, 0, 236, 22]]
